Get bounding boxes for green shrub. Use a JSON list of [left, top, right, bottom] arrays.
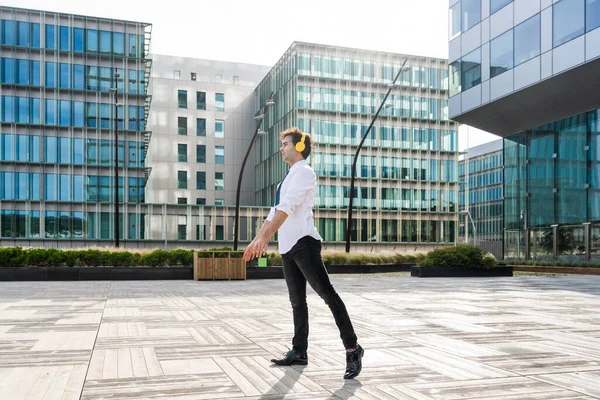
[[0, 247, 25, 267], [46, 248, 66, 267], [267, 252, 281, 266], [417, 245, 497, 269], [22, 248, 48, 266], [168, 249, 194, 266], [142, 249, 170, 267]]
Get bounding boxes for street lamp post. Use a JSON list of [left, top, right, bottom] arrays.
[[459, 209, 477, 246], [345, 60, 407, 253], [110, 71, 123, 247], [233, 92, 274, 251]]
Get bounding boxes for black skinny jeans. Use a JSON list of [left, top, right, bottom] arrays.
[[281, 235, 358, 352]]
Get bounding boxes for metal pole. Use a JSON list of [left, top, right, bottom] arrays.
[[114, 71, 120, 248], [233, 92, 274, 251], [345, 60, 407, 253]]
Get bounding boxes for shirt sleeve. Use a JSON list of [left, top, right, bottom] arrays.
[[275, 167, 315, 217]]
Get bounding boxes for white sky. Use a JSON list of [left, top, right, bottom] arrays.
[[6, 0, 500, 149]]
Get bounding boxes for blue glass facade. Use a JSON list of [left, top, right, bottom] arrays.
[[504, 110, 600, 260], [0, 8, 151, 241]]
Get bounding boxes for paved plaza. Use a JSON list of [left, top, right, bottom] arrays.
[[1, 276, 600, 399]]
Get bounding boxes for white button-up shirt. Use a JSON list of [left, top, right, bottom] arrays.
[[266, 159, 322, 254]]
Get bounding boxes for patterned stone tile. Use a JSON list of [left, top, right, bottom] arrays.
[[0, 277, 599, 399]]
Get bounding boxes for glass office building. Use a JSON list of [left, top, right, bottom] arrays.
[[459, 139, 503, 258], [448, 0, 600, 260], [0, 6, 152, 243], [255, 42, 459, 251]]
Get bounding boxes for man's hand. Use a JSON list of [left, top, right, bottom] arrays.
[[243, 236, 269, 262], [242, 211, 288, 262]]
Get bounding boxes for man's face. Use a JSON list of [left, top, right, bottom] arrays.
[[280, 135, 299, 164]]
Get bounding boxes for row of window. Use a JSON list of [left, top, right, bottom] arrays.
[[177, 90, 223, 111], [468, 187, 504, 204], [450, 0, 600, 95], [296, 54, 449, 90], [318, 219, 457, 243], [0, 19, 146, 57], [177, 171, 225, 191], [0, 58, 146, 94], [297, 86, 450, 121], [0, 210, 458, 243], [464, 170, 503, 189], [0, 134, 145, 167], [459, 153, 503, 175], [1, 96, 146, 130], [0, 210, 145, 239], [313, 153, 459, 182], [297, 119, 458, 152], [0, 172, 144, 202], [177, 144, 223, 164], [177, 117, 222, 137], [315, 186, 457, 212]]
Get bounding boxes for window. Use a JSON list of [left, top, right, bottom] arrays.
[[215, 199, 224, 206], [461, 48, 481, 90], [177, 197, 187, 204], [177, 225, 186, 240], [73, 28, 83, 52], [490, 29, 513, 78], [215, 172, 224, 190], [588, 0, 600, 32], [45, 62, 56, 87], [178, 117, 187, 135], [490, 0, 512, 14], [196, 171, 206, 190], [196, 145, 206, 163], [462, 0, 481, 32], [178, 90, 187, 108], [45, 24, 55, 49], [449, 60, 461, 97], [215, 146, 224, 164], [177, 171, 187, 189], [215, 93, 224, 111], [86, 29, 98, 52], [197, 91, 206, 110], [514, 15, 540, 66], [196, 118, 206, 136], [196, 198, 206, 205], [553, 0, 585, 47], [178, 143, 187, 162], [191, 72, 196, 81], [215, 119, 224, 138]]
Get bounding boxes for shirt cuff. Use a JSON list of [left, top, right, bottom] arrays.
[[265, 207, 276, 221]]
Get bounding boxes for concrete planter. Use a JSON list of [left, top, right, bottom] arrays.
[[0, 267, 193, 281], [411, 265, 513, 278]]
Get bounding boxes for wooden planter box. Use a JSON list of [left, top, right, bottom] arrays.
[[411, 265, 513, 278], [193, 251, 246, 280]]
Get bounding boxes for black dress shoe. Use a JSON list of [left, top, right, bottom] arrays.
[[344, 344, 364, 379], [271, 349, 308, 366]]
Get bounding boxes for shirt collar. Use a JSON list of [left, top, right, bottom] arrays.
[[289, 159, 307, 172]]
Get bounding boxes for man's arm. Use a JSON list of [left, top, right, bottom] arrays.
[[242, 210, 288, 262]]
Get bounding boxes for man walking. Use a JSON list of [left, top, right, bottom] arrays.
[[243, 127, 363, 379]]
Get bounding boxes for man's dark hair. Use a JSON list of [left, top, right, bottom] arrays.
[[279, 127, 314, 159]]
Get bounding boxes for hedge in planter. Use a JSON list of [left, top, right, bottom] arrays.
[[412, 245, 511, 277]]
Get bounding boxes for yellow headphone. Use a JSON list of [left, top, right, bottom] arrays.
[[295, 133, 307, 153]]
